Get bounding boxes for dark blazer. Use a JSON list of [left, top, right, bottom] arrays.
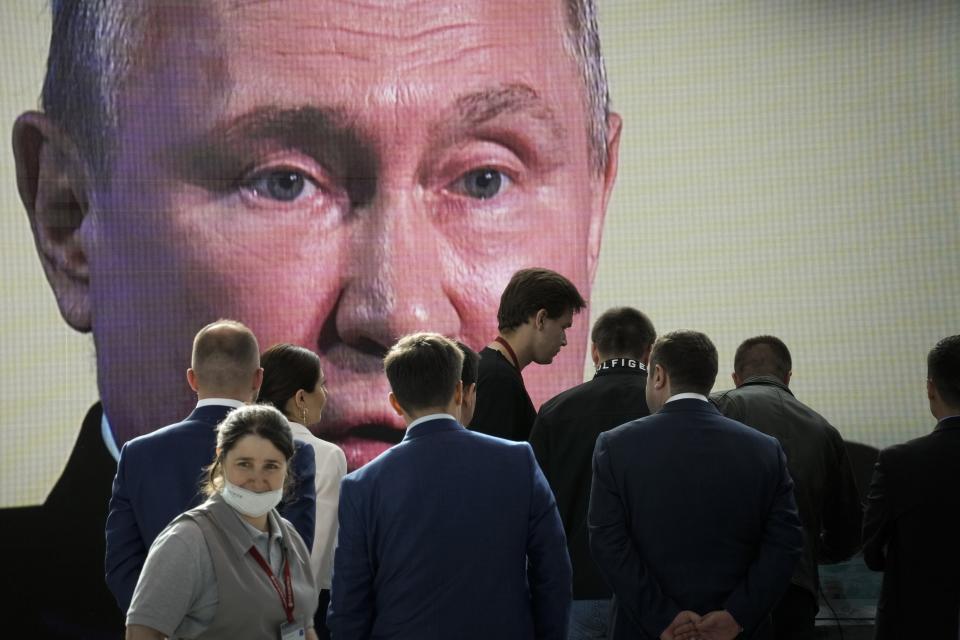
[[862, 415, 960, 639], [105, 403, 317, 613], [0, 404, 124, 639], [589, 399, 803, 640], [530, 358, 649, 599], [712, 376, 863, 599], [328, 416, 572, 640], [471, 347, 537, 441]]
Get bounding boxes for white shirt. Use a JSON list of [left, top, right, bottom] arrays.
[[288, 421, 347, 590], [665, 393, 709, 403]]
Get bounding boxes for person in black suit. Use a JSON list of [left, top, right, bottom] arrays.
[[712, 335, 862, 639], [589, 330, 803, 640], [863, 334, 960, 639], [471, 268, 587, 441], [530, 306, 656, 640]]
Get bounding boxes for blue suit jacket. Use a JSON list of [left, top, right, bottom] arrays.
[[105, 404, 317, 613], [588, 399, 803, 640], [328, 416, 572, 640]]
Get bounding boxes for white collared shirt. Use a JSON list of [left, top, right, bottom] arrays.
[[407, 413, 459, 430], [102, 398, 246, 462], [665, 393, 709, 404]]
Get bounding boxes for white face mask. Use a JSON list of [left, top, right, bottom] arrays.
[[221, 479, 283, 518]]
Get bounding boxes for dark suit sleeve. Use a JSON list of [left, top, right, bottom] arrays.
[[588, 433, 680, 638], [862, 449, 893, 571], [818, 427, 863, 563], [326, 477, 375, 640], [279, 441, 316, 552], [105, 442, 147, 613], [723, 443, 803, 634], [523, 444, 572, 640]]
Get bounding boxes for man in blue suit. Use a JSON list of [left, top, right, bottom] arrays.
[[328, 332, 572, 639], [104, 319, 316, 614], [588, 330, 802, 640]]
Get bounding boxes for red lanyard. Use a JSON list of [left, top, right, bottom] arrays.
[[494, 336, 520, 370], [249, 545, 295, 624]]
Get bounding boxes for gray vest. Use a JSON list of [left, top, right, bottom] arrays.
[[180, 494, 317, 638]]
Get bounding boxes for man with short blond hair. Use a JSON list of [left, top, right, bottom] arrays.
[[329, 332, 572, 639]]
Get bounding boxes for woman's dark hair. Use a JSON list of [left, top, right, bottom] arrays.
[[203, 404, 296, 497], [258, 343, 322, 419]]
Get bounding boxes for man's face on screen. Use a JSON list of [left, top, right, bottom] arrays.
[[86, 0, 618, 468]]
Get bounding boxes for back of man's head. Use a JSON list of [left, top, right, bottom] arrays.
[[385, 333, 464, 416], [928, 335, 960, 412], [591, 306, 656, 361], [649, 330, 718, 396], [457, 341, 480, 388], [497, 268, 586, 332], [191, 320, 260, 396], [734, 335, 793, 383], [456, 341, 480, 426]]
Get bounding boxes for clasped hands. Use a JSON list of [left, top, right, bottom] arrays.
[[659, 609, 741, 640]]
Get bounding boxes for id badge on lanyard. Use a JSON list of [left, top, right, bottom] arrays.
[[280, 620, 307, 640]]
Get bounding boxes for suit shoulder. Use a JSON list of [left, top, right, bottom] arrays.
[[879, 430, 940, 467], [122, 418, 197, 451]]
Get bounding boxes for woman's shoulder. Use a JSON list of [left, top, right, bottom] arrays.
[[143, 515, 211, 579]]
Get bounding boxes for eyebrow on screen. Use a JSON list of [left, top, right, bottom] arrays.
[[194, 105, 360, 155], [451, 84, 567, 140], [169, 105, 368, 181]]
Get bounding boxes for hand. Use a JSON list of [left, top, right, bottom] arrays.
[[695, 610, 742, 640], [660, 610, 702, 640]]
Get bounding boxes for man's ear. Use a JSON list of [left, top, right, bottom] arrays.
[[187, 368, 200, 392], [534, 308, 548, 330], [652, 363, 667, 389], [388, 392, 406, 418], [251, 367, 264, 399], [590, 342, 601, 366], [13, 111, 93, 332], [732, 372, 743, 388], [586, 112, 622, 286], [784, 370, 792, 386]]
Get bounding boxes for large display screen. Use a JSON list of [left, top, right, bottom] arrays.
[[0, 5, 956, 629]]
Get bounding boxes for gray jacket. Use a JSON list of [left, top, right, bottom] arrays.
[[712, 376, 862, 599]]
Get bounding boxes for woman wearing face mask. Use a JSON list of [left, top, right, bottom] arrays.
[[125, 405, 319, 640], [259, 343, 347, 638]]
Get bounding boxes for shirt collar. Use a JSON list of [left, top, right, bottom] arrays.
[[407, 413, 458, 431], [593, 358, 647, 378], [196, 398, 245, 409], [665, 392, 709, 404], [101, 398, 245, 463]]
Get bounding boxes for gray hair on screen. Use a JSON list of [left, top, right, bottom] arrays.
[[41, 0, 611, 177]]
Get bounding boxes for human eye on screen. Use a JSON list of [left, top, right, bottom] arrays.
[[448, 167, 514, 200], [241, 167, 319, 203]]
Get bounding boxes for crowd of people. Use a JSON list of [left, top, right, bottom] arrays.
[[5, 1, 953, 638], [101, 267, 960, 640]]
